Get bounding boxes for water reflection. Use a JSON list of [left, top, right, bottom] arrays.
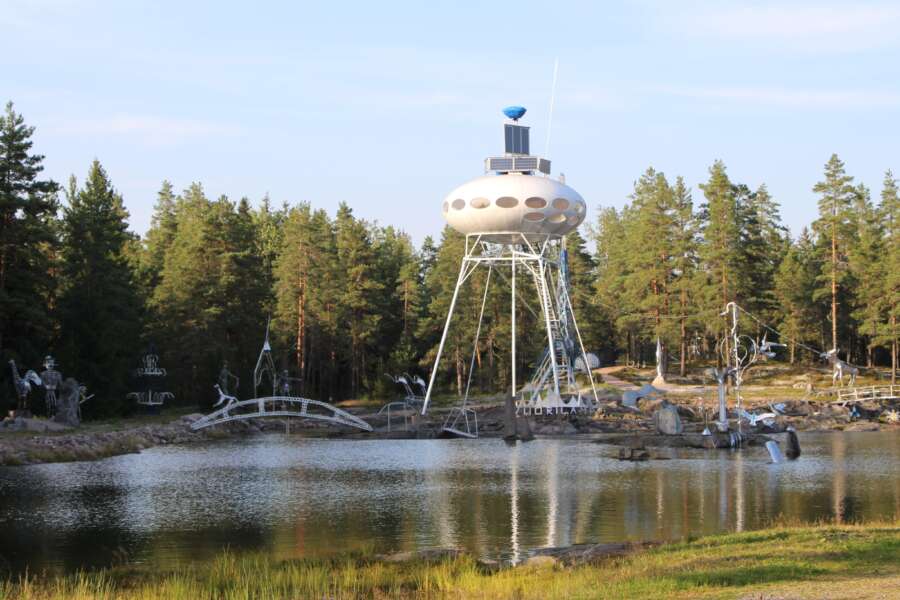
[[0, 432, 898, 574]]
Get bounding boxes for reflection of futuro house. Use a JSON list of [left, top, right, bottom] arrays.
[[423, 108, 598, 430]]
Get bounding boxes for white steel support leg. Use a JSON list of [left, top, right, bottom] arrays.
[[422, 255, 469, 415], [463, 266, 493, 407], [511, 253, 517, 399]]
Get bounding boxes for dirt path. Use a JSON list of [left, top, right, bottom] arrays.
[[596, 366, 638, 391]]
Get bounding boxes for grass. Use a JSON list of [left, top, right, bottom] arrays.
[[2, 523, 898, 599]]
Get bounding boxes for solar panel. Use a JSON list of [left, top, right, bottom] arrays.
[[489, 157, 514, 171], [514, 157, 538, 170], [539, 159, 551, 174], [504, 124, 530, 155]]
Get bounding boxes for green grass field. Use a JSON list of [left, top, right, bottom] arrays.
[[3, 523, 898, 599]]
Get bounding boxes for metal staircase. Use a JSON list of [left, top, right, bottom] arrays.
[[523, 258, 582, 409]]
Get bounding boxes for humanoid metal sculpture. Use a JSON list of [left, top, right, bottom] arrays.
[[8, 359, 42, 413], [218, 361, 240, 396], [39, 356, 62, 416], [820, 349, 858, 387]]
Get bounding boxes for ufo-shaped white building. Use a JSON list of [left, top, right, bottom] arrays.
[[422, 108, 599, 436], [442, 174, 587, 242]]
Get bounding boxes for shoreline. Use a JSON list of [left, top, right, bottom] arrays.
[[3, 523, 898, 599], [1, 401, 897, 467]]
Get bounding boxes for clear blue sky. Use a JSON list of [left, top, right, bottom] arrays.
[[4, 0, 900, 246]]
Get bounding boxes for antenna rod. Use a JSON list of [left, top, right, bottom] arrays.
[[544, 58, 559, 158]]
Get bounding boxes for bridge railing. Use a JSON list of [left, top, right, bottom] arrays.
[[834, 385, 900, 404]]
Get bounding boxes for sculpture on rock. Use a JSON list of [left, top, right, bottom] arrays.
[[39, 356, 62, 416], [54, 377, 91, 426], [9, 359, 42, 413]]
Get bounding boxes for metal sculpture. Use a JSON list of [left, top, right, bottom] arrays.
[[218, 361, 240, 397], [714, 303, 787, 436], [8, 359, 42, 412], [193, 319, 373, 432], [820, 349, 858, 387], [385, 373, 425, 406], [253, 318, 277, 398], [756, 333, 786, 360], [716, 304, 763, 437], [422, 107, 599, 428], [128, 350, 174, 407], [55, 377, 92, 426], [191, 396, 373, 432], [39, 356, 62, 416], [213, 384, 238, 407], [653, 337, 666, 385]]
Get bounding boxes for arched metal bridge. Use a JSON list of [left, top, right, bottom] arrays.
[[190, 396, 373, 432], [834, 385, 900, 406]]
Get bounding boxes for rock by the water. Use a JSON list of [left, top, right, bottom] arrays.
[[622, 383, 662, 408], [618, 447, 650, 461], [654, 403, 683, 435], [785, 428, 801, 460], [1, 417, 72, 433]]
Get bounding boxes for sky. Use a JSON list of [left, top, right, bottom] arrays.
[[4, 0, 900, 246]]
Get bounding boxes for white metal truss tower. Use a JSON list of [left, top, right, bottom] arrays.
[[421, 232, 599, 417]]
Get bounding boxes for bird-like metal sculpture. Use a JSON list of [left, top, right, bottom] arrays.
[[9, 359, 42, 412]]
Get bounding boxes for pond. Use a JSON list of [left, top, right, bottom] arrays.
[[1, 431, 898, 574]]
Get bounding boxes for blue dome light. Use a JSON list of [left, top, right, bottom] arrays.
[[502, 106, 527, 121]]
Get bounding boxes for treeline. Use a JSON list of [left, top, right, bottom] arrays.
[[594, 158, 900, 381], [2, 102, 899, 416]]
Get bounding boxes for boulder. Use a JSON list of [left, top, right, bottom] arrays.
[[654, 403, 683, 435], [622, 384, 663, 409]]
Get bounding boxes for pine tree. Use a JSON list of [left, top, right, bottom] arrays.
[[811, 154, 856, 353], [698, 161, 744, 346], [848, 184, 884, 366], [774, 230, 820, 363], [738, 184, 786, 327], [56, 161, 142, 414], [879, 171, 900, 382], [140, 181, 179, 289], [565, 229, 603, 356], [334, 203, 383, 398], [622, 168, 677, 375], [670, 177, 699, 376], [149, 185, 267, 404], [593, 207, 631, 363], [0, 102, 59, 400]]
